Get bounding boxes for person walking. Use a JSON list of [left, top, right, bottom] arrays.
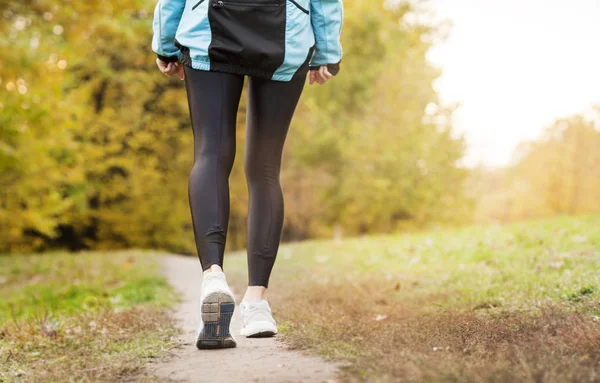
[[151, 0, 343, 349]]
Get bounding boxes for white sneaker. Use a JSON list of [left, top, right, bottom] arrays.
[[195, 271, 237, 349], [239, 300, 278, 338]]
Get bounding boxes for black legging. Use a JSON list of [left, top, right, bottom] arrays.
[[183, 66, 305, 288]]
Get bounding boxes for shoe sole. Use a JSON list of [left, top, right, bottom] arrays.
[[240, 320, 278, 338], [246, 331, 276, 338], [196, 292, 236, 349]]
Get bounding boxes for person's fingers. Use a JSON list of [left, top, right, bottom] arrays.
[[156, 58, 168, 73], [315, 67, 326, 84], [316, 67, 327, 84], [318, 66, 332, 84], [177, 63, 185, 80], [309, 70, 317, 85], [166, 62, 181, 77], [156, 59, 185, 79], [160, 62, 171, 75]]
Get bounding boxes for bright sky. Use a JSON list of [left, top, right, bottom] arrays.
[[426, 0, 600, 167]]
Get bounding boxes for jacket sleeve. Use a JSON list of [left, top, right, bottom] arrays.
[[309, 0, 343, 75], [152, 0, 185, 62]]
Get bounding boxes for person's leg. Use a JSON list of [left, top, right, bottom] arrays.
[[243, 74, 306, 298], [184, 67, 244, 349], [184, 66, 244, 271]]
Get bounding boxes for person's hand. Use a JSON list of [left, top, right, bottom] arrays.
[[156, 58, 185, 80], [309, 65, 333, 85]]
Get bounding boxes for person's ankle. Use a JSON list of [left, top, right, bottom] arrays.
[[243, 286, 267, 303], [204, 264, 223, 274]]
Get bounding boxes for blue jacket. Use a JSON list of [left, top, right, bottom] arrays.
[[152, 0, 343, 81]]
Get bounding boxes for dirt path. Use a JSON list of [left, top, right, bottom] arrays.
[[152, 255, 339, 382]]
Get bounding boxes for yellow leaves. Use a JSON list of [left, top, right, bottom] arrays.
[[22, 210, 57, 237], [128, 130, 155, 150], [0, 140, 16, 156]]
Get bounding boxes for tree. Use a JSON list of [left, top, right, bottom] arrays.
[[508, 112, 600, 219], [1, 0, 471, 252]]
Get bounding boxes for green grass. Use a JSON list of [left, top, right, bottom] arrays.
[[0, 251, 178, 383], [231, 215, 600, 309], [225, 215, 600, 382], [5, 216, 597, 382]]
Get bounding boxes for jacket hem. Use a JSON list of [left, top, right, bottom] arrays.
[[182, 57, 210, 71], [271, 73, 294, 82], [182, 58, 283, 80], [178, 40, 280, 80], [209, 62, 274, 80]]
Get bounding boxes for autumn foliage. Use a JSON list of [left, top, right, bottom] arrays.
[[1, 1, 598, 253]]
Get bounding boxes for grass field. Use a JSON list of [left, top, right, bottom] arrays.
[[0, 251, 178, 383], [2, 216, 598, 382], [225, 215, 600, 382]]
